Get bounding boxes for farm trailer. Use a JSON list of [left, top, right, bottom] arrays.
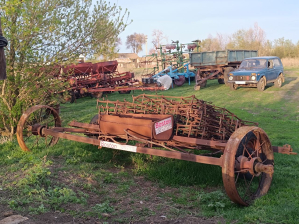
[[16, 94, 296, 206], [190, 50, 258, 90]]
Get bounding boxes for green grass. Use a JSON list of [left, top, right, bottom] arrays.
[[0, 68, 299, 223]]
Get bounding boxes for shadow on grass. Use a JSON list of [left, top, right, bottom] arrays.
[[283, 76, 297, 86]]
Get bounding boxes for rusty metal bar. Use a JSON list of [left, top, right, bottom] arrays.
[[137, 147, 223, 166], [88, 86, 164, 93], [43, 129, 100, 145], [68, 121, 100, 131], [51, 127, 88, 133], [272, 144, 297, 155], [42, 128, 223, 166], [172, 135, 227, 150]]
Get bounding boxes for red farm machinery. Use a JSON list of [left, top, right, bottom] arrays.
[[51, 60, 163, 102]]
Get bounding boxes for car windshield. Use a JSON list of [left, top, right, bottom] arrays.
[[239, 59, 267, 70]]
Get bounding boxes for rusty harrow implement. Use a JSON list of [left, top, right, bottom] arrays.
[[16, 94, 296, 206], [59, 61, 163, 101]]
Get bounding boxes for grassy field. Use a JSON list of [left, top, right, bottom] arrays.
[[0, 68, 299, 223]]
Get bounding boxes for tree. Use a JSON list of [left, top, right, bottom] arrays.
[[272, 38, 296, 58], [151, 29, 167, 54], [126, 33, 146, 54], [201, 33, 228, 51], [226, 23, 266, 53], [0, 0, 131, 138]]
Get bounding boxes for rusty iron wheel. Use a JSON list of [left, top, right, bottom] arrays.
[[222, 126, 274, 206], [16, 105, 62, 152], [174, 75, 186, 86]]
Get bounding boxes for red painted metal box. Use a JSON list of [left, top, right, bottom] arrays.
[[99, 114, 173, 141]]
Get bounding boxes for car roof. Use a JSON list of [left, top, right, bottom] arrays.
[[244, 56, 280, 60]]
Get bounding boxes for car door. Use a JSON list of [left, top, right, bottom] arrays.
[[273, 58, 283, 79], [266, 59, 276, 81]]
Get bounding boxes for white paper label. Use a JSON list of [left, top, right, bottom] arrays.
[[155, 117, 172, 135], [235, 81, 246, 84], [100, 141, 137, 152]]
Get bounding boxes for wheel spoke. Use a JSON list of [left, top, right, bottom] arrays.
[[23, 134, 33, 142], [244, 146, 253, 159], [235, 172, 240, 184], [244, 175, 255, 200]]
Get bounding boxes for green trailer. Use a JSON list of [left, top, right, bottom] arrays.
[[190, 50, 258, 90]]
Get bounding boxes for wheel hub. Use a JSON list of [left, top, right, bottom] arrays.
[[236, 155, 274, 177]]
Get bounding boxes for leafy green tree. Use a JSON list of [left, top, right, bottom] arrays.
[[126, 33, 146, 54], [226, 23, 266, 53], [272, 37, 296, 58], [0, 0, 131, 137]]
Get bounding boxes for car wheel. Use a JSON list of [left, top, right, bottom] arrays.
[[230, 83, 237, 91], [274, 75, 283, 88], [257, 77, 266, 92]]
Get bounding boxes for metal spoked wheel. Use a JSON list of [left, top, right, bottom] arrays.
[[16, 105, 61, 152], [174, 75, 185, 86], [222, 126, 274, 206]]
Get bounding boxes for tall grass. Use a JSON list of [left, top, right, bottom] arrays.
[[281, 57, 299, 67]]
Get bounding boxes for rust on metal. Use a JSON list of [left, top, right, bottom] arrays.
[[16, 105, 62, 152], [45, 60, 163, 103], [272, 144, 297, 155], [16, 94, 296, 206]]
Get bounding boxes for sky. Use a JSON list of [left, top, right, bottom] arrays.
[[103, 0, 299, 57]]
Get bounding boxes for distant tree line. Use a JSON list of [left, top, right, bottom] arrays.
[[201, 23, 299, 58], [125, 23, 298, 59]]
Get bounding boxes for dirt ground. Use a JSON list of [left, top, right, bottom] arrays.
[[0, 174, 225, 224]]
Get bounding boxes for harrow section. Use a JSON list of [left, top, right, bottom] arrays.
[[16, 94, 296, 206], [98, 94, 257, 144]]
